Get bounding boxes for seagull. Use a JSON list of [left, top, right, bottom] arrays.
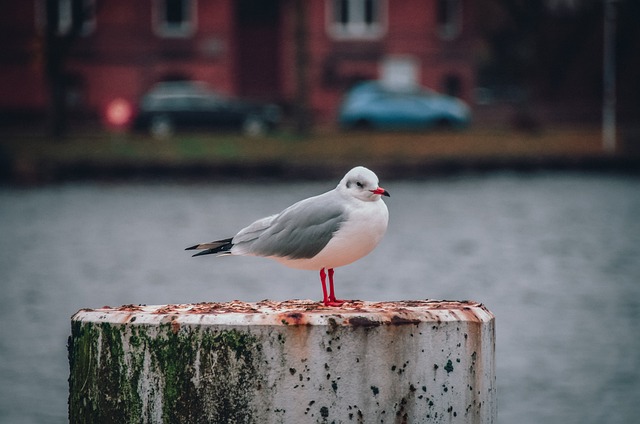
[[186, 166, 390, 307]]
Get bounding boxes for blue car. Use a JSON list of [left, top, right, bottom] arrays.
[[338, 81, 471, 130]]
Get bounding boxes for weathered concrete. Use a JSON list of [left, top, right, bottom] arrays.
[[69, 299, 495, 423]]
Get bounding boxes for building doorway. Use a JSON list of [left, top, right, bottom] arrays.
[[235, 0, 281, 101]]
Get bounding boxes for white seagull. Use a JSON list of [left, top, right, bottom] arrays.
[[186, 166, 390, 306]]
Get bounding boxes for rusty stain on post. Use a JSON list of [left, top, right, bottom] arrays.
[[69, 299, 496, 423]]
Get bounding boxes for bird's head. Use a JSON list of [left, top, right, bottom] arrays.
[[338, 166, 390, 202]]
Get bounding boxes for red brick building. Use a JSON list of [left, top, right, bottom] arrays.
[[1, 0, 476, 127]]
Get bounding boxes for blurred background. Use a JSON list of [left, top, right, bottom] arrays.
[[1, 1, 639, 423]]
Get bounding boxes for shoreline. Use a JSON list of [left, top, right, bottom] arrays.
[[2, 126, 639, 184], [5, 154, 639, 185]]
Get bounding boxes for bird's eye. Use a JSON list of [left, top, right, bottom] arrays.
[[356, 181, 363, 188]]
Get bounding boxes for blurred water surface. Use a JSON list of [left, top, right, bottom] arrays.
[[1, 172, 639, 423]]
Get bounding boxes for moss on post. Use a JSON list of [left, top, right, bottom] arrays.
[[69, 300, 496, 423], [69, 320, 265, 423]]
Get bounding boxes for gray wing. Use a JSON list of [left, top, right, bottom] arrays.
[[232, 214, 278, 246], [233, 193, 346, 260]]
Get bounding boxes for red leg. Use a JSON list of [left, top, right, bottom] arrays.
[[320, 268, 345, 307], [320, 268, 329, 305], [327, 268, 346, 306]]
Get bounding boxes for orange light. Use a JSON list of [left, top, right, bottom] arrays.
[[105, 98, 133, 128]]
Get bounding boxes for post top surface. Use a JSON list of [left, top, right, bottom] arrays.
[[72, 299, 494, 327]]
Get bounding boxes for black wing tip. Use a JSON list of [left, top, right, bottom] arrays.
[[187, 238, 234, 257], [191, 249, 213, 257], [191, 247, 233, 258], [185, 238, 233, 252]]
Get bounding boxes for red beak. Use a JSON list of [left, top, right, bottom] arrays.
[[371, 187, 390, 197]]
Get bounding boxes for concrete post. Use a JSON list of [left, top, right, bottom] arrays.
[[69, 300, 495, 423]]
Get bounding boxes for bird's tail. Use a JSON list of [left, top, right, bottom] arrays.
[[185, 238, 234, 257]]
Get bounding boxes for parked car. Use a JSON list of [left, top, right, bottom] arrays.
[[338, 81, 471, 130], [133, 81, 281, 137]]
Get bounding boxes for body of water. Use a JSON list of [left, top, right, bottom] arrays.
[[1, 172, 639, 423]]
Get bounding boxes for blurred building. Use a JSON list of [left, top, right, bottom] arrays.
[[0, 0, 476, 127]]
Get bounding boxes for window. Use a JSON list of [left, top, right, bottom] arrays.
[[154, 0, 197, 38], [328, 0, 385, 40], [57, 0, 73, 34], [38, 0, 96, 36], [80, 0, 96, 35], [436, 0, 462, 40]]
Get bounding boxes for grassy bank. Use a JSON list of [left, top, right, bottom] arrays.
[[1, 125, 636, 183]]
